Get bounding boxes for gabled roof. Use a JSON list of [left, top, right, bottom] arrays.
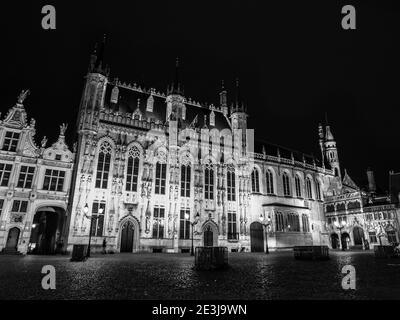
[[342, 169, 359, 191]]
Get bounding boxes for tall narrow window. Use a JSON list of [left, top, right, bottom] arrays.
[[227, 166, 236, 201], [275, 212, 284, 232], [95, 141, 112, 189], [282, 172, 291, 196], [228, 211, 237, 240], [43, 169, 65, 191], [302, 214, 310, 232], [90, 201, 105, 237], [155, 162, 167, 195], [17, 166, 35, 189], [180, 164, 191, 198], [179, 209, 190, 239], [316, 180, 322, 200], [204, 165, 214, 200], [251, 169, 260, 193], [153, 206, 165, 239], [2, 131, 20, 152], [306, 177, 313, 199], [0, 163, 12, 187], [126, 146, 140, 192], [265, 169, 274, 194], [295, 175, 302, 198], [0, 199, 3, 218]]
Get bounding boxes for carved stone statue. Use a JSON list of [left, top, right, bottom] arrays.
[[41, 136, 47, 148], [59, 123, 68, 136], [17, 89, 30, 104]]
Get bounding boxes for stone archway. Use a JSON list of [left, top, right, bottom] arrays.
[[118, 217, 140, 253], [201, 221, 218, 247], [250, 222, 264, 252], [331, 233, 339, 249], [6, 227, 20, 252], [341, 232, 350, 250], [353, 226, 365, 246], [28, 206, 65, 255]]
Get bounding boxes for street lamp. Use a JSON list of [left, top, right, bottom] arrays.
[[84, 203, 104, 258], [334, 220, 347, 251], [186, 211, 200, 256], [259, 213, 272, 254]]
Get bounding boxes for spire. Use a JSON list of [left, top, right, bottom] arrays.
[[232, 78, 245, 113], [168, 57, 184, 95], [220, 80, 228, 116], [88, 34, 109, 76]]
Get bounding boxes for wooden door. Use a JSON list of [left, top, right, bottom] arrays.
[[250, 222, 264, 252], [121, 221, 135, 253], [6, 227, 20, 250], [204, 226, 213, 247]]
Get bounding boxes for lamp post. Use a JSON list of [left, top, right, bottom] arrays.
[[83, 203, 104, 258], [259, 213, 272, 254], [186, 212, 200, 256], [334, 220, 347, 251]]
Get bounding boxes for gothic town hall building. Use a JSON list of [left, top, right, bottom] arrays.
[[0, 43, 398, 254]]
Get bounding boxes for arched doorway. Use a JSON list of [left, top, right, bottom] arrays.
[[28, 206, 65, 255], [331, 233, 339, 249], [341, 232, 350, 250], [250, 222, 264, 252], [6, 227, 20, 251], [120, 220, 135, 253], [353, 226, 365, 246], [204, 226, 213, 247]]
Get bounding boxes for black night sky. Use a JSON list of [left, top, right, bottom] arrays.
[[2, 0, 400, 191]]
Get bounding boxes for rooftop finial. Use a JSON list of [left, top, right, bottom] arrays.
[[17, 89, 30, 104]]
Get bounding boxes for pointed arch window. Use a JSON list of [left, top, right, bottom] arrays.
[[126, 146, 140, 192], [265, 169, 274, 194], [282, 172, 291, 196], [155, 162, 167, 195], [316, 180, 322, 200], [180, 164, 191, 198], [306, 177, 313, 199], [204, 165, 214, 200], [227, 165, 236, 201], [95, 141, 112, 189], [295, 175, 302, 198], [251, 169, 260, 193]]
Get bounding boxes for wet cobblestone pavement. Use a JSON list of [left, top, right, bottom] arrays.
[[0, 251, 399, 300]]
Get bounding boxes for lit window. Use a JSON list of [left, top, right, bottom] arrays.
[[2, 131, 20, 152], [153, 207, 165, 239], [155, 162, 167, 195], [126, 146, 140, 192], [90, 201, 105, 237], [95, 142, 112, 189], [0, 163, 12, 187], [179, 209, 190, 239], [17, 166, 35, 189], [43, 169, 65, 191]]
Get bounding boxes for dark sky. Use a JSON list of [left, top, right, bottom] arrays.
[[2, 0, 400, 191]]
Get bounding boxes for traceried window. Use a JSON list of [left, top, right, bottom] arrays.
[[153, 206, 165, 239], [155, 162, 167, 195], [2, 131, 20, 152], [302, 214, 310, 232], [90, 201, 105, 237], [180, 164, 191, 198], [11, 200, 28, 213], [204, 165, 214, 200], [288, 213, 300, 232], [275, 212, 284, 232], [369, 231, 377, 243], [387, 230, 397, 243], [315, 180, 322, 200], [227, 211, 237, 240], [95, 141, 112, 189], [265, 169, 274, 194], [126, 146, 140, 192], [179, 208, 190, 240], [251, 169, 260, 193], [295, 175, 302, 197], [306, 177, 313, 199], [17, 166, 35, 189], [227, 166, 236, 201], [43, 169, 65, 191], [282, 172, 291, 196], [0, 163, 12, 187]]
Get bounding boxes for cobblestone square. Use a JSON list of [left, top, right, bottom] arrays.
[[0, 251, 399, 300]]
